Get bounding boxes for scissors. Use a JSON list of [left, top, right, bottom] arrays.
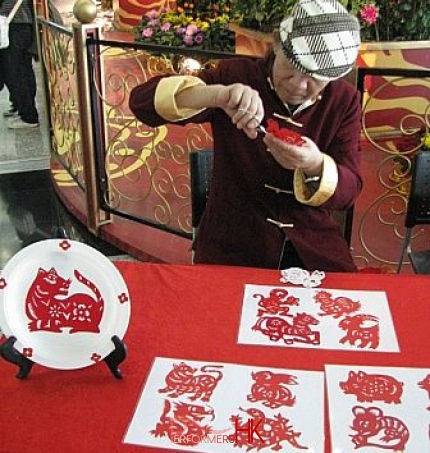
[[256, 123, 267, 134], [237, 108, 266, 134]]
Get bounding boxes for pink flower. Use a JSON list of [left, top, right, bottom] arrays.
[[146, 9, 158, 20], [142, 28, 154, 38], [186, 23, 199, 35], [183, 34, 194, 46], [194, 33, 203, 44], [161, 22, 171, 32], [360, 4, 379, 25]]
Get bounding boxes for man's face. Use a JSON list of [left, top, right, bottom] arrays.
[[271, 47, 329, 106]]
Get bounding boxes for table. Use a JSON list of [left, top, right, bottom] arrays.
[[0, 262, 429, 453]]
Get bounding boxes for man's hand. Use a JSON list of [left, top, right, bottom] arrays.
[[263, 133, 324, 176], [216, 84, 264, 139]]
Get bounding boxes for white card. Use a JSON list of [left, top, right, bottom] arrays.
[[124, 357, 324, 452], [326, 365, 430, 453], [238, 285, 399, 352]]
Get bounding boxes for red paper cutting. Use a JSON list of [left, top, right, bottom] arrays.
[[418, 373, 430, 410], [350, 406, 410, 451], [340, 370, 404, 404], [338, 314, 380, 349], [247, 370, 297, 408], [158, 362, 223, 402], [252, 313, 320, 345], [25, 268, 104, 334], [314, 290, 361, 318], [254, 288, 299, 317], [229, 407, 307, 450], [151, 400, 214, 446], [266, 118, 306, 146]]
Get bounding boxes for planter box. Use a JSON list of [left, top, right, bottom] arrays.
[[229, 23, 273, 57]]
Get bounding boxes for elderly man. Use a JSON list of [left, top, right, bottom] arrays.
[[129, 0, 362, 272]]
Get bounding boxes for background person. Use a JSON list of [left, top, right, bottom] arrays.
[[0, 0, 39, 128], [129, 0, 363, 272]]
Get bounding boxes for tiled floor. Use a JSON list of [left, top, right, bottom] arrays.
[[0, 63, 50, 175]]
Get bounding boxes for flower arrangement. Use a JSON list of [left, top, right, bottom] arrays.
[[346, 1, 380, 41], [134, 1, 235, 52], [231, 0, 295, 33], [342, 0, 429, 41]]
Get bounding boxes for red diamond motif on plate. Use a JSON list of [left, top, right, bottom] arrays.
[[59, 240, 71, 251], [23, 348, 33, 358], [91, 353, 102, 362], [118, 293, 129, 304], [0, 277, 7, 289]]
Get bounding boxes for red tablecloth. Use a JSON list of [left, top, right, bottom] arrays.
[[1, 262, 429, 453]]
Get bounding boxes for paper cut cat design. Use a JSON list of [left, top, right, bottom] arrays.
[[25, 267, 104, 333]]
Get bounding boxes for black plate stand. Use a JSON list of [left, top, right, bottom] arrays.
[[0, 336, 34, 379], [0, 335, 127, 379]]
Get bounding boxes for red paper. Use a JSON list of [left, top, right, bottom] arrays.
[[266, 119, 306, 146]]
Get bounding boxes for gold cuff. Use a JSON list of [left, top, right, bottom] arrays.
[[294, 154, 338, 206], [154, 76, 206, 121]]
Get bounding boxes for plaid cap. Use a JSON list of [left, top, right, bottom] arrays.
[[279, 0, 361, 81]]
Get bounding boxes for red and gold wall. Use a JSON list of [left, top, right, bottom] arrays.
[[357, 41, 429, 134], [117, 0, 175, 30]]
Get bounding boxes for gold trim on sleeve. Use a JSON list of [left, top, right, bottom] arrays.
[[154, 76, 206, 121], [293, 154, 338, 206]]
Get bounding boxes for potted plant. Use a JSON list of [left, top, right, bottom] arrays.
[[231, 0, 296, 33], [133, 1, 235, 52], [231, 0, 429, 41], [345, 0, 429, 42]]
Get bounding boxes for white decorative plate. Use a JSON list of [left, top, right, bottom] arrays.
[[0, 239, 131, 370]]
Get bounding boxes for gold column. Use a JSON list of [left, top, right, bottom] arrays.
[[73, 4, 112, 233]]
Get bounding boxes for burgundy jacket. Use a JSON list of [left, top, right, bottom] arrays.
[[129, 55, 363, 272]]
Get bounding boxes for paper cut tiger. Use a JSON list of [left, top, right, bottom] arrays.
[[25, 267, 104, 333], [158, 362, 224, 402]]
